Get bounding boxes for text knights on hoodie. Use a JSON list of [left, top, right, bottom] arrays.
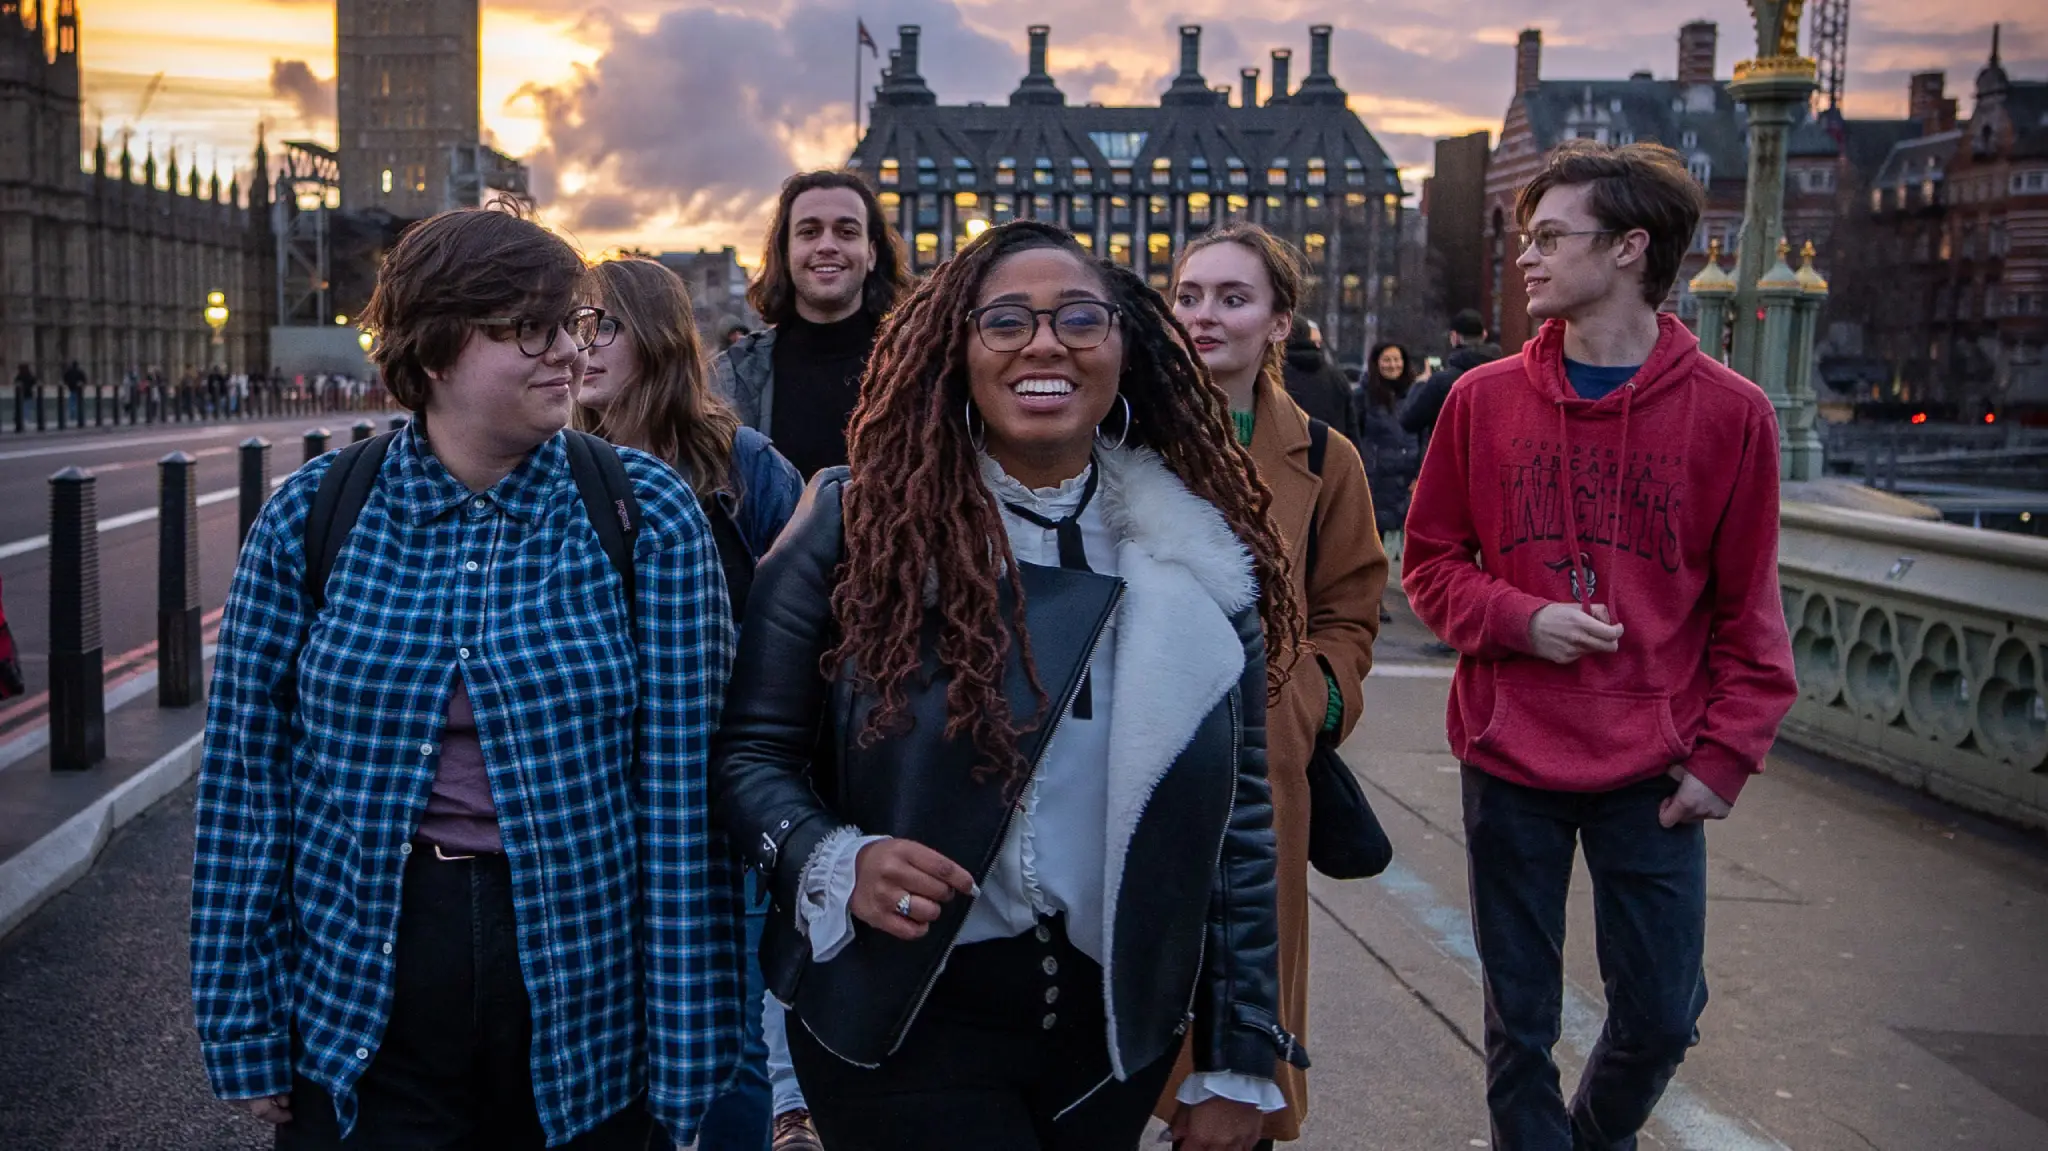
[[1401, 314, 1799, 805]]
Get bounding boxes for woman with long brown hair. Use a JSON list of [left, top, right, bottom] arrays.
[[1164, 223, 1388, 1148], [576, 257, 802, 565], [712, 220, 1308, 1151], [573, 255, 803, 1151]]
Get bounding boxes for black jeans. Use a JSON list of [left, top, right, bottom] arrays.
[[787, 915, 1176, 1151], [1461, 767, 1708, 1151], [275, 849, 655, 1150]]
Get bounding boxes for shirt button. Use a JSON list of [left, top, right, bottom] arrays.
[[1041, 1013, 1058, 1030], [381, 942, 393, 955], [399, 843, 413, 856], [471, 497, 487, 512], [1044, 986, 1059, 1005], [464, 560, 480, 572], [419, 742, 434, 756], [1041, 956, 1059, 977], [1034, 924, 1052, 943], [355, 1047, 370, 1060], [458, 647, 471, 660]]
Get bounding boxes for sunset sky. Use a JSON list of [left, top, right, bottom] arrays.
[[57, 0, 2046, 258]]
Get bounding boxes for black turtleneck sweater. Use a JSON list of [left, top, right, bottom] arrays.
[[771, 310, 879, 479]]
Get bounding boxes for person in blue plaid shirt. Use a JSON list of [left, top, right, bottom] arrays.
[[191, 207, 744, 1149]]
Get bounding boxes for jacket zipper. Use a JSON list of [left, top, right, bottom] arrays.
[[1174, 688, 1241, 1042], [887, 582, 1125, 1058]]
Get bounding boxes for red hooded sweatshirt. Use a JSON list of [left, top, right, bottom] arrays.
[[1401, 314, 1797, 804]]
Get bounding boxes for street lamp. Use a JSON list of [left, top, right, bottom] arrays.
[[203, 290, 229, 346]]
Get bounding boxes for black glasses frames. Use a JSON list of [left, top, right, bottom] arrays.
[[968, 300, 1119, 353], [475, 306, 608, 357]]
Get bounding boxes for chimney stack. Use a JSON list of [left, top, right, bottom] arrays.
[[1163, 24, 1223, 105], [1270, 48, 1292, 104], [877, 26, 937, 106], [1241, 67, 1260, 109], [1292, 25, 1348, 105], [1677, 21, 1717, 85], [1908, 71, 1957, 133], [1515, 29, 1541, 94], [1011, 24, 1066, 106]]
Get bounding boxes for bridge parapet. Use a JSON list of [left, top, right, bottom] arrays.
[[1777, 502, 2048, 828]]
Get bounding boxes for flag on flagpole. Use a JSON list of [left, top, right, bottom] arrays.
[[858, 19, 878, 57]]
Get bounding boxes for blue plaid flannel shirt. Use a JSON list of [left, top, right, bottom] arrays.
[[190, 426, 742, 1145]]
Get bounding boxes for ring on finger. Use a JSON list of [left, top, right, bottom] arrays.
[[895, 893, 914, 918]]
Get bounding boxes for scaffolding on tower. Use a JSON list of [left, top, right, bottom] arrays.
[[1811, 0, 1850, 117]]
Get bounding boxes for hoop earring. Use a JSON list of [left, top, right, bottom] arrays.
[[965, 398, 987, 452], [1096, 393, 1133, 451]]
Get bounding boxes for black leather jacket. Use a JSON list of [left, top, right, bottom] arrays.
[[712, 470, 1306, 1083]]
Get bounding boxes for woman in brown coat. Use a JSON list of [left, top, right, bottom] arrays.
[[1160, 223, 1389, 1146]]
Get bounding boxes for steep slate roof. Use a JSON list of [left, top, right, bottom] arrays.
[[2007, 82, 2048, 158], [849, 27, 1402, 200], [1876, 130, 1962, 187], [1519, 78, 1748, 175]]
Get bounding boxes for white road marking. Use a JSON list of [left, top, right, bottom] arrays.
[[0, 425, 250, 462], [0, 479, 282, 561]]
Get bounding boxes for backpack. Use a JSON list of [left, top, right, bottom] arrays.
[[303, 430, 641, 628]]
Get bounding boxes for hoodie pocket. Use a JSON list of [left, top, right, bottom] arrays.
[[1471, 683, 1687, 787]]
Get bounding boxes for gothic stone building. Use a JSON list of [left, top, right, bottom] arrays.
[[848, 24, 1405, 364], [0, 1, 272, 386]]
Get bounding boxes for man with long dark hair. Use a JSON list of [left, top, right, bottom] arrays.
[[714, 170, 910, 480]]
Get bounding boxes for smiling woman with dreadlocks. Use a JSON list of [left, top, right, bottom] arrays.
[[712, 220, 1307, 1151]]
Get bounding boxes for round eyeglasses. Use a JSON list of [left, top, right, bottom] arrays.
[[475, 306, 607, 357], [968, 300, 1117, 353], [1516, 229, 1614, 256]]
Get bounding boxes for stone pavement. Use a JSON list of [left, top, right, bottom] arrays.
[[2, 605, 2045, 1149]]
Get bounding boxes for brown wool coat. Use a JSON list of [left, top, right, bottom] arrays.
[[1155, 382, 1389, 1141]]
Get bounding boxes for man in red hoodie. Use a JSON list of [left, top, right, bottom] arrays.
[[1403, 140, 1797, 1149]]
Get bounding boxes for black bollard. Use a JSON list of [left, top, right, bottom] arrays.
[[35, 384, 46, 432], [239, 437, 271, 546], [48, 468, 105, 770], [55, 384, 66, 431], [158, 453, 203, 707], [303, 427, 331, 463], [351, 419, 375, 443], [388, 414, 408, 432]]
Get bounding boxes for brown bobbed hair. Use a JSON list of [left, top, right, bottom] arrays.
[[1514, 139, 1706, 308], [360, 207, 589, 412], [1173, 223, 1305, 398], [574, 258, 741, 496], [746, 170, 911, 327], [833, 219, 1303, 790]]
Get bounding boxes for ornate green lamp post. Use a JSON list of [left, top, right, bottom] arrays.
[[1721, 0, 1825, 480]]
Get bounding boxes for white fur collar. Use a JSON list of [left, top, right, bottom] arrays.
[[1092, 446, 1257, 616]]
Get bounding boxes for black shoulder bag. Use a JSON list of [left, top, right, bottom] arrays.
[[1302, 418, 1394, 880]]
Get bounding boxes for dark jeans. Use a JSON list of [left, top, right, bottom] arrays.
[[275, 849, 655, 1150], [696, 874, 772, 1150], [1461, 766, 1708, 1151], [787, 914, 1176, 1151]]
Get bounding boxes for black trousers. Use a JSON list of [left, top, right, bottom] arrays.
[[787, 915, 1177, 1151], [1462, 767, 1708, 1151], [276, 849, 655, 1150]]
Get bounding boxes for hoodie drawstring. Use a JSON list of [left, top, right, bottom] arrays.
[[1554, 383, 1635, 624]]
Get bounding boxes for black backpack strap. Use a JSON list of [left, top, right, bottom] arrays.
[[303, 430, 397, 614], [701, 491, 758, 618], [561, 430, 640, 634], [1304, 417, 1330, 582]]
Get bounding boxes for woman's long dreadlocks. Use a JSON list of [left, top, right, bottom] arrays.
[[829, 220, 1305, 790]]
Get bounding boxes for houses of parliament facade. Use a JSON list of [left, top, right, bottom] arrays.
[[1, 1, 273, 387]]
